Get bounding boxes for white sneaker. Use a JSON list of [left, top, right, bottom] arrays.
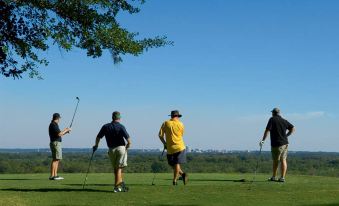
[[268, 177, 277, 181], [54, 176, 64, 180], [113, 187, 122, 193], [278, 177, 285, 182]]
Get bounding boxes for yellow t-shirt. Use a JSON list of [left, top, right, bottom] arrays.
[[158, 119, 185, 154]]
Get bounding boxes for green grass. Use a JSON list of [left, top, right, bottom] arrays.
[[0, 173, 338, 206]]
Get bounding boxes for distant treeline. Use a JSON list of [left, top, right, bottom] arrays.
[[0, 151, 338, 177]]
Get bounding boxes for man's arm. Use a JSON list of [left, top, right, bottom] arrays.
[[262, 129, 270, 142], [93, 126, 105, 152], [121, 126, 131, 149], [158, 135, 166, 148], [58, 128, 71, 137], [125, 138, 132, 149], [158, 123, 167, 148], [286, 127, 295, 137], [259, 129, 270, 147], [92, 136, 101, 152], [260, 118, 272, 146]]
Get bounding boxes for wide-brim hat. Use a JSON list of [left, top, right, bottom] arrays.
[[169, 110, 182, 118]]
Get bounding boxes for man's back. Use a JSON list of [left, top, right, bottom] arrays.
[[266, 115, 294, 147], [97, 122, 129, 148], [159, 119, 185, 154]]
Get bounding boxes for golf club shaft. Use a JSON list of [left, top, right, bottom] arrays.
[[82, 151, 95, 189], [254, 145, 263, 176], [69, 97, 80, 128], [152, 147, 166, 185], [249, 145, 263, 190]]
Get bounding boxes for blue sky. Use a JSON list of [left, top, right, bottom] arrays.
[[1, 0, 339, 151]]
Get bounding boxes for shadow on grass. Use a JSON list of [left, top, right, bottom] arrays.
[[302, 204, 339, 206], [65, 183, 147, 187], [0, 188, 112, 193], [152, 204, 199, 206], [174, 178, 267, 183], [190, 179, 247, 182], [65, 183, 112, 187]]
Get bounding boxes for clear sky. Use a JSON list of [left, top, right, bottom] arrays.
[[1, 0, 339, 151]]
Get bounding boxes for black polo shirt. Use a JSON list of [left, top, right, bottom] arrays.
[[49, 122, 61, 142], [97, 122, 130, 148], [266, 115, 294, 147]]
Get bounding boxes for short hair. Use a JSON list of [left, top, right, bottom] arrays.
[[112, 111, 121, 120]]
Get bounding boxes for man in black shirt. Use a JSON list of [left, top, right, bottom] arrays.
[[260, 108, 295, 182], [93, 111, 132, 193], [48, 113, 71, 180]]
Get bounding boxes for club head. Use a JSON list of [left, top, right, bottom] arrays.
[[152, 183, 155, 186]]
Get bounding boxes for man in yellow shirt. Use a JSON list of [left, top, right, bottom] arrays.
[[158, 110, 188, 185]]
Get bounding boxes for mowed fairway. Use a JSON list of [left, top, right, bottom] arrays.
[[0, 173, 338, 206]]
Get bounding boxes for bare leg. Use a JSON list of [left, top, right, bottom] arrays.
[[281, 159, 287, 178], [114, 168, 123, 186], [121, 169, 124, 183], [118, 168, 123, 184], [173, 164, 181, 182], [50, 160, 59, 177], [54, 160, 59, 176], [114, 168, 118, 186], [179, 167, 183, 176], [272, 160, 279, 177], [50, 161, 54, 177]]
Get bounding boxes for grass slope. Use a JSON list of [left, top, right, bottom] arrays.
[[0, 173, 338, 206]]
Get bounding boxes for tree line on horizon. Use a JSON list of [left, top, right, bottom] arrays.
[[0, 152, 338, 177]]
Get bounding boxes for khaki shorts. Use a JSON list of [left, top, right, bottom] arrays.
[[271, 144, 288, 161], [108, 146, 127, 169], [50, 141, 62, 160]]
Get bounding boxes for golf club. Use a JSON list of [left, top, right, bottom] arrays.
[[82, 149, 95, 189], [69, 97, 80, 128], [248, 144, 263, 190], [151, 147, 166, 186]]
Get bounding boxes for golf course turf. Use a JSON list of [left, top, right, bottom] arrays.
[[0, 173, 338, 206]]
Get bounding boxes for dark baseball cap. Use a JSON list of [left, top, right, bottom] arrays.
[[112, 111, 121, 120], [271, 108, 280, 114], [169, 110, 182, 118], [52, 113, 61, 120]]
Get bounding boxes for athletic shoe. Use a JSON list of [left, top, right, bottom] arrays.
[[268, 177, 277, 182], [120, 182, 129, 192], [173, 181, 177, 186], [113, 187, 122, 193], [182, 173, 188, 185], [49, 176, 55, 180], [53, 176, 64, 180], [278, 177, 285, 182]]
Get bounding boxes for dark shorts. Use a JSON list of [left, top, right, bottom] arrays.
[[167, 149, 186, 166]]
